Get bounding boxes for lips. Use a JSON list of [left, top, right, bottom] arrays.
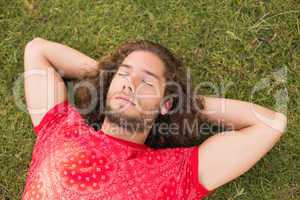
[[114, 96, 136, 106]]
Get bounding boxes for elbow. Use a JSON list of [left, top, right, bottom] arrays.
[[277, 112, 287, 124], [274, 112, 287, 134], [28, 37, 45, 44], [24, 37, 47, 71], [25, 37, 46, 52]]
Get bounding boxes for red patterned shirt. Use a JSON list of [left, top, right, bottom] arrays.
[[22, 100, 212, 200]]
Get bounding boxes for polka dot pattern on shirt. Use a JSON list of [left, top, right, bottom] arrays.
[[59, 150, 115, 192]]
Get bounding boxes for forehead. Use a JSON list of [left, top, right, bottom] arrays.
[[121, 50, 165, 79]]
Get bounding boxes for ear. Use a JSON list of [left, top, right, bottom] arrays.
[[160, 99, 172, 115]]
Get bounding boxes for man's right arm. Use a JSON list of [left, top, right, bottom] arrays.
[[24, 37, 98, 127]]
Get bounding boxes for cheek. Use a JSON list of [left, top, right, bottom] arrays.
[[136, 88, 163, 109], [106, 85, 118, 105], [107, 77, 122, 95], [136, 83, 163, 98]]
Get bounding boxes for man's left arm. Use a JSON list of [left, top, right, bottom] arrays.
[[196, 96, 287, 191]]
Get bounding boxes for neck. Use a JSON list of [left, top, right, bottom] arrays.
[[100, 118, 150, 145]]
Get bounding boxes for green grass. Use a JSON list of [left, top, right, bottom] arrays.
[[0, 0, 299, 199]]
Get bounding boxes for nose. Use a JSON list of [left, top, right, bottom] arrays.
[[122, 84, 133, 93], [122, 73, 139, 94]]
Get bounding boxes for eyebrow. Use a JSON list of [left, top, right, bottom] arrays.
[[119, 64, 161, 81]]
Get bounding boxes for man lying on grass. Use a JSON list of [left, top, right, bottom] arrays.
[[22, 37, 287, 199]]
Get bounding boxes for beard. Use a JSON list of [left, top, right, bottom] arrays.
[[104, 103, 159, 134]]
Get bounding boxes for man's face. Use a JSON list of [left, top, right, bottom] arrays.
[[105, 50, 167, 129]]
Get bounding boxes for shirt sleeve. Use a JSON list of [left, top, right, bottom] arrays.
[[190, 146, 215, 198], [160, 146, 215, 199], [33, 100, 85, 137], [152, 146, 213, 200]]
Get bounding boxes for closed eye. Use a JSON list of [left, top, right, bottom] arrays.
[[117, 72, 129, 76], [142, 79, 153, 86]]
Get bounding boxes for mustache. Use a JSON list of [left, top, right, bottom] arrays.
[[106, 91, 161, 115], [107, 91, 136, 103]]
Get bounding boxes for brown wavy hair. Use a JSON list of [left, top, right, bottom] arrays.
[[72, 40, 209, 148]]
